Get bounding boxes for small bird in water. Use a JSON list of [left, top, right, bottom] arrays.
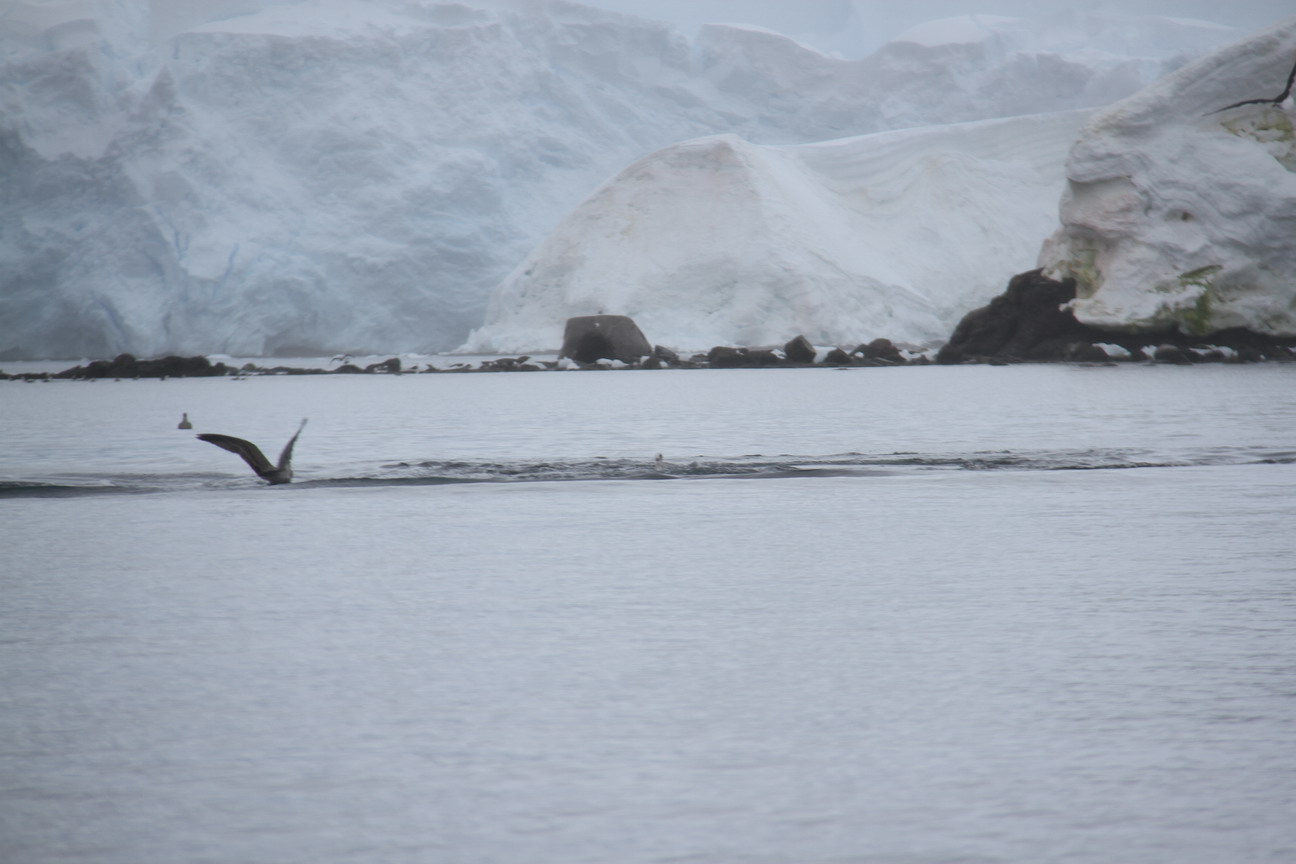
[[197, 419, 308, 485], [177, 413, 192, 429]]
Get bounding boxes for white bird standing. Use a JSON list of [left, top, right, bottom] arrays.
[[197, 419, 308, 485]]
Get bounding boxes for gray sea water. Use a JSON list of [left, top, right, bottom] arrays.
[[2, 363, 1294, 863]]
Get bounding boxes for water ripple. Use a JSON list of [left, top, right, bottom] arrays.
[[2, 445, 1290, 498]]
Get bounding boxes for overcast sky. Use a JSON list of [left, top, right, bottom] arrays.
[[579, 0, 1293, 54]]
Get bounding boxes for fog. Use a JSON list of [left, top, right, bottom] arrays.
[[127, 0, 1296, 56], [581, 0, 1293, 53]]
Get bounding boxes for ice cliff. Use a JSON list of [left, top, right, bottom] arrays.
[[1040, 17, 1296, 337], [0, 2, 1258, 358]]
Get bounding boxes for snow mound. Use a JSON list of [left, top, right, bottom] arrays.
[[464, 110, 1092, 353], [1040, 17, 1296, 337]]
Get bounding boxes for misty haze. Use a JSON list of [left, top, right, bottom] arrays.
[[3, 3, 1295, 864]]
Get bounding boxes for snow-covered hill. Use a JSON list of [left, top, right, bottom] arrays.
[[1040, 16, 1296, 337], [465, 111, 1091, 353], [0, 1, 1259, 358]]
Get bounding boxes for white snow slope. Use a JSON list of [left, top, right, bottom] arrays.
[[1040, 17, 1296, 337], [0, 2, 1260, 358], [465, 111, 1091, 353]]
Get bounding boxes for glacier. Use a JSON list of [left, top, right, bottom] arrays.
[[1040, 16, 1296, 337], [0, 1, 1267, 359]]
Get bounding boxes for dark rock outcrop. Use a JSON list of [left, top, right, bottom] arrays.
[[823, 347, 852, 365], [652, 345, 681, 366], [937, 270, 1104, 364], [560, 315, 652, 364], [783, 335, 817, 364], [706, 346, 743, 367], [857, 338, 904, 363], [54, 353, 230, 379], [938, 269, 1296, 364], [1152, 344, 1192, 365], [1063, 342, 1112, 363], [480, 356, 539, 371], [707, 346, 781, 368]]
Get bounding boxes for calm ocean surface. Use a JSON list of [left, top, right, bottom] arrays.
[[2, 363, 1294, 863]]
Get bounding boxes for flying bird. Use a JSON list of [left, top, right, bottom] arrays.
[[197, 419, 308, 485]]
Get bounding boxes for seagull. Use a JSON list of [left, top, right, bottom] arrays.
[[177, 413, 192, 429], [197, 419, 308, 485]]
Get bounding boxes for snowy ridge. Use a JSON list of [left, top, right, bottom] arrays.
[[465, 110, 1092, 353], [1040, 17, 1296, 337], [0, 2, 1269, 359]]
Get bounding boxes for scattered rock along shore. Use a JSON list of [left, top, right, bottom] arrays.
[[5, 271, 1294, 382], [0, 340, 926, 381]]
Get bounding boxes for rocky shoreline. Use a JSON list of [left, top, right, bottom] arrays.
[[5, 270, 1294, 381], [0, 341, 925, 381], [935, 270, 1296, 365]]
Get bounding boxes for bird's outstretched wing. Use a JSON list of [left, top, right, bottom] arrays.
[[197, 433, 276, 476], [276, 419, 309, 471]]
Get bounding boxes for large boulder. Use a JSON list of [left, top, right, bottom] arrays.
[[936, 270, 1102, 363], [783, 335, 817, 364], [559, 315, 653, 364], [857, 337, 904, 363]]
